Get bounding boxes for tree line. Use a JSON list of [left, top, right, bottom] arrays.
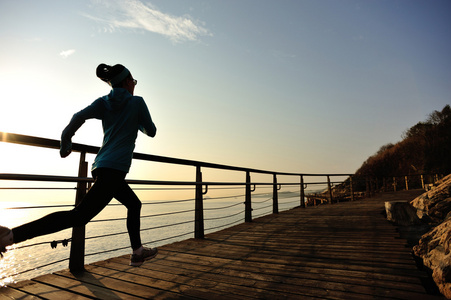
[[352, 105, 451, 190]]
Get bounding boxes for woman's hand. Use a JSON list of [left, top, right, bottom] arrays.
[[60, 139, 72, 158]]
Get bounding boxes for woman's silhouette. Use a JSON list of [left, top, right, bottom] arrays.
[[1, 63, 157, 266]]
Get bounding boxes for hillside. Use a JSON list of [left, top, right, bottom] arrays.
[[353, 105, 451, 190]]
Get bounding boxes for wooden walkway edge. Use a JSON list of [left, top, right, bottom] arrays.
[[1, 190, 446, 299]]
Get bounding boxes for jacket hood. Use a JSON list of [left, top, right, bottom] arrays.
[[101, 88, 132, 111]]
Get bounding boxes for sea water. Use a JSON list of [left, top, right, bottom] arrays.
[[0, 188, 301, 286]]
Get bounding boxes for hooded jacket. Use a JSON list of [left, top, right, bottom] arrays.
[[60, 88, 156, 173]]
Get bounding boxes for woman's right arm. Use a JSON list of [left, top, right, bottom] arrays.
[[60, 99, 105, 157]]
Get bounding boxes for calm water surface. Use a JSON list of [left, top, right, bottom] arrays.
[[1, 190, 301, 286]]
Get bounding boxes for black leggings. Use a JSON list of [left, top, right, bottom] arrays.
[[12, 168, 142, 250]]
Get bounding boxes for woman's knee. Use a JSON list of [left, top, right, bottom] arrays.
[[129, 199, 142, 212], [70, 209, 93, 227]]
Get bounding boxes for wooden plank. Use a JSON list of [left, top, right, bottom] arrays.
[[0, 190, 443, 299], [85, 258, 250, 300], [86, 259, 284, 300], [156, 249, 426, 291], [0, 287, 37, 299], [53, 269, 180, 299], [106, 257, 379, 300], [160, 239, 424, 277], [32, 273, 142, 299], [7, 279, 90, 299], [151, 246, 430, 299], [112, 253, 423, 300], [190, 238, 416, 264]]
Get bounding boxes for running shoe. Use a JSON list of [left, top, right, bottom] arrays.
[[130, 247, 158, 267], [0, 226, 13, 258]]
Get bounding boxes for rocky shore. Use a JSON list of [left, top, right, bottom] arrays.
[[409, 174, 451, 298]]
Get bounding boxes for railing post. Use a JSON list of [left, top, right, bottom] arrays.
[[195, 166, 204, 239], [273, 174, 279, 214], [69, 151, 88, 273], [393, 177, 397, 192], [300, 175, 305, 208], [327, 175, 333, 204], [405, 176, 409, 191], [245, 171, 252, 222], [421, 174, 425, 190]]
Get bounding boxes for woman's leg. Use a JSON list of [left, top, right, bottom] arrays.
[[12, 211, 79, 244], [11, 168, 120, 244], [113, 181, 142, 250]]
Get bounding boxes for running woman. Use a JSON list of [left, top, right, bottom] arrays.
[[0, 63, 157, 267]]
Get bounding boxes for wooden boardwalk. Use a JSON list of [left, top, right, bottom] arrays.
[[0, 190, 445, 299]]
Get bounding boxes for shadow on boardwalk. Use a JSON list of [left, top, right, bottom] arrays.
[[1, 190, 446, 299]]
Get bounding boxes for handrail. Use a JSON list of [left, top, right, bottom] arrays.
[[0, 132, 353, 177], [0, 131, 362, 280], [0, 173, 343, 187], [1, 131, 439, 286]]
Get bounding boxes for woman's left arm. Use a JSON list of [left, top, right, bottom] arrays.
[[138, 98, 157, 138]]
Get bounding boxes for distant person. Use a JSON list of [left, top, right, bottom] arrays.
[[0, 63, 157, 267]]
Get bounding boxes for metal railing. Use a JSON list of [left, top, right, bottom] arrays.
[[1, 132, 354, 277]]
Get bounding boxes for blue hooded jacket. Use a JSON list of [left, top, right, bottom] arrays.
[[60, 88, 156, 173]]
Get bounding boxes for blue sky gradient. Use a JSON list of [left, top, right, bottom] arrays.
[[0, 0, 450, 177]]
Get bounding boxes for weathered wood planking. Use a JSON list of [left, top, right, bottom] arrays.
[[1, 190, 445, 299]]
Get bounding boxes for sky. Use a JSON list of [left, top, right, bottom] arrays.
[[0, 0, 450, 181]]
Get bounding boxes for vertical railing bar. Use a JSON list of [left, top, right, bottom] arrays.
[[69, 151, 88, 273], [327, 175, 333, 204], [300, 175, 305, 208], [195, 166, 204, 239], [245, 171, 252, 222], [273, 174, 279, 214]]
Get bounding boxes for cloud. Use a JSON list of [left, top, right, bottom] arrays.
[[59, 49, 76, 58], [83, 0, 211, 43]]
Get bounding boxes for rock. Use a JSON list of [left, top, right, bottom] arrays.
[[411, 173, 451, 298], [430, 198, 451, 224], [411, 174, 451, 224], [410, 193, 430, 220], [385, 201, 421, 226], [414, 218, 451, 298]]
